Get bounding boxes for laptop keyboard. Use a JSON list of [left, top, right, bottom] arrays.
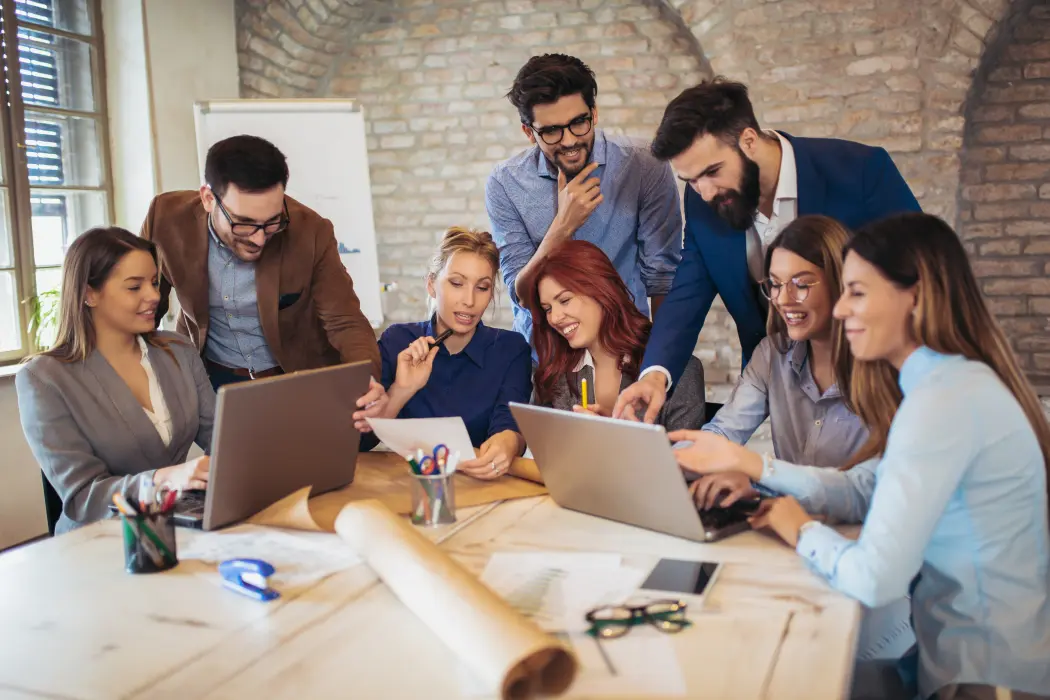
[[698, 499, 760, 531], [176, 489, 206, 517]]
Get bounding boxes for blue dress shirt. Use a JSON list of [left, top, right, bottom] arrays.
[[204, 225, 278, 372], [759, 347, 1050, 698], [485, 130, 683, 342], [378, 319, 532, 448]]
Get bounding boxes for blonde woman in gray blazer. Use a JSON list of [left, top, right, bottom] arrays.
[[17, 227, 215, 534]]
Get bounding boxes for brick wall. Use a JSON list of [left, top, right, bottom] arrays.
[[236, 0, 1028, 394], [958, 0, 1050, 392]]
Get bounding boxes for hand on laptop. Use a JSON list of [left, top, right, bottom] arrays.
[[667, 430, 764, 480], [154, 455, 210, 491], [458, 430, 522, 480], [747, 496, 813, 547], [353, 378, 389, 432], [690, 473, 758, 510], [613, 373, 666, 424]]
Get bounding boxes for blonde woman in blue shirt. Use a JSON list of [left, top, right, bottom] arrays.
[[674, 212, 1050, 700]]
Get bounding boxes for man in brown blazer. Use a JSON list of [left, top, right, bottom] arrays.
[[140, 135, 381, 392]]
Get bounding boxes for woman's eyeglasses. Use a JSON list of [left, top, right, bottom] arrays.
[[759, 277, 821, 304], [585, 599, 692, 639], [529, 114, 594, 146]]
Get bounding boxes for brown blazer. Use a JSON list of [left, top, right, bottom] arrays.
[[140, 190, 381, 378]]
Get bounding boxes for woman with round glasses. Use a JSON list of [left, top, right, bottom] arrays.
[[669, 216, 914, 690], [671, 215, 867, 509]]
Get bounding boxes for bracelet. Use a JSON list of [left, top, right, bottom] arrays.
[[760, 452, 773, 479]]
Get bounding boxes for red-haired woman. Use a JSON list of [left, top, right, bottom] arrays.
[[524, 240, 704, 431]]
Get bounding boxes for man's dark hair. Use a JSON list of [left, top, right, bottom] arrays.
[[651, 78, 762, 161], [204, 135, 289, 197], [507, 54, 598, 126]]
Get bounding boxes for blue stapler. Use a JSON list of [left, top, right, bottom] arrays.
[[219, 558, 280, 602]]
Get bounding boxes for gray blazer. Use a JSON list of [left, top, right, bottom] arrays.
[[536, 356, 706, 432], [16, 331, 215, 534]]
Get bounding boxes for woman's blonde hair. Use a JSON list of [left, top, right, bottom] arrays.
[[842, 213, 1050, 502], [762, 215, 852, 395], [427, 226, 500, 280], [426, 226, 500, 312], [40, 227, 181, 364]]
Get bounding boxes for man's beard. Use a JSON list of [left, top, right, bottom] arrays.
[[711, 150, 761, 231], [552, 141, 592, 179], [210, 209, 264, 262]]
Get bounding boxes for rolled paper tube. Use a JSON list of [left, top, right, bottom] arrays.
[[334, 500, 577, 700]]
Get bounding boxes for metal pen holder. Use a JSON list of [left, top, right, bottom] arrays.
[[410, 472, 457, 527], [121, 512, 178, 574]]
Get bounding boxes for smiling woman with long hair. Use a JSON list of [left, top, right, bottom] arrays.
[[677, 212, 1050, 699], [16, 227, 215, 534], [673, 216, 867, 506], [525, 240, 704, 431]]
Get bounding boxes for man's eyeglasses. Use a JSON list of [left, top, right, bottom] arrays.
[[585, 599, 692, 639], [528, 114, 594, 146], [760, 277, 822, 304], [213, 194, 289, 239]]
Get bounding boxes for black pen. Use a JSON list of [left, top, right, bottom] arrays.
[[429, 328, 454, 349]]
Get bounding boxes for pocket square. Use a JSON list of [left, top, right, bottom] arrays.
[[278, 292, 302, 310]]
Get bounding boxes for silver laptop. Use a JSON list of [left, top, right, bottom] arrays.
[[509, 403, 759, 543], [175, 361, 372, 531]]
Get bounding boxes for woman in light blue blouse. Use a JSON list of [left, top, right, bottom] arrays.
[[676, 212, 1050, 700]]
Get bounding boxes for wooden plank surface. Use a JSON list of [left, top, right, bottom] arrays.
[[0, 494, 859, 700]]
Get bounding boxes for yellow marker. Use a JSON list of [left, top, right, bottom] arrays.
[[581, 378, 588, 411]]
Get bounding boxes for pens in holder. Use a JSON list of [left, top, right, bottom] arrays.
[[114, 490, 178, 573], [581, 378, 588, 411], [406, 443, 457, 526]]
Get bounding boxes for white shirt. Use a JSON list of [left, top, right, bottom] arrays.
[[573, 350, 631, 401], [645, 130, 798, 389], [745, 130, 798, 281], [138, 336, 173, 447]]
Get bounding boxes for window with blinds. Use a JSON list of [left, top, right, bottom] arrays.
[[0, 0, 110, 360]]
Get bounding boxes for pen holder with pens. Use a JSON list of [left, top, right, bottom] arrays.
[[121, 511, 178, 574], [410, 471, 457, 527]]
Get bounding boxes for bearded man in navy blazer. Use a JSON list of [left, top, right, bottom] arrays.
[[614, 78, 921, 422]]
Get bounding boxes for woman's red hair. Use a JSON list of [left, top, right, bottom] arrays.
[[524, 240, 651, 405]]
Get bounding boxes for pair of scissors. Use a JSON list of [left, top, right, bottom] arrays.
[[155, 484, 180, 513], [418, 444, 450, 475]]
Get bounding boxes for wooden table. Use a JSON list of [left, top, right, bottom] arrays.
[[0, 497, 859, 700]]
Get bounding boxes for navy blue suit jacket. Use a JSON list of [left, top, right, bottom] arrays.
[[643, 133, 921, 384]]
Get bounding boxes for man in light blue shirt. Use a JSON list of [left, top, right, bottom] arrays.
[[485, 54, 683, 343]]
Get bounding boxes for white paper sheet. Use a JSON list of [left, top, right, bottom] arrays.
[[366, 416, 474, 462], [179, 524, 362, 591], [479, 552, 645, 632], [462, 551, 687, 696]]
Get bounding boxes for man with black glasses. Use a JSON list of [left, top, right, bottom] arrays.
[[486, 54, 683, 344], [140, 135, 380, 390]]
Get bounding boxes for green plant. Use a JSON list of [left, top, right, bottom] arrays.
[[22, 288, 61, 351]]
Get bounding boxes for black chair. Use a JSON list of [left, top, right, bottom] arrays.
[[41, 472, 62, 536], [704, 401, 723, 424]]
